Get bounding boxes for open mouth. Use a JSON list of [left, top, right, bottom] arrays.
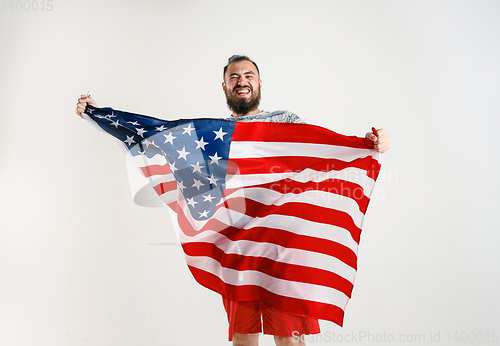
[[234, 87, 251, 96]]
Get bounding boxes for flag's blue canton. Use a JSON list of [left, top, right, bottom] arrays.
[[85, 105, 235, 220]]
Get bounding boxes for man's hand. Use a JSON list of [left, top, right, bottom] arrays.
[[75, 94, 98, 118], [365, 128, 390, 153]]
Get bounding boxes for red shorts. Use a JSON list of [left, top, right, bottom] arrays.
[[222, 297, 321, 341]]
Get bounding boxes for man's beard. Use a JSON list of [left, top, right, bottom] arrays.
[[225, 86, 261, 116]]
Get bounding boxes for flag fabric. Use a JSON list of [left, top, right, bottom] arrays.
[[83, 105, 381, 326]]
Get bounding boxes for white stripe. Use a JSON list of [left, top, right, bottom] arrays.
[[128, 152, 169, 167], [242, 214, 359, 254], [241, 187, 365, 228], [180, 231, 357, 282], [149, 173, 175, 186], [159, 190, 178, 205], [226, 167, 376, 198], [231, 141, 377, 162], [185, 255, 350, 308]]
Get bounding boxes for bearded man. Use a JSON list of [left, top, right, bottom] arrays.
[[75, 55, 390, 346]]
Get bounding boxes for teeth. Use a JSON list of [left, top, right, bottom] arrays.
[[237, 89, 249, 94]]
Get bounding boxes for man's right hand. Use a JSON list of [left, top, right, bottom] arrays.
[[75, 94, 98, 118]]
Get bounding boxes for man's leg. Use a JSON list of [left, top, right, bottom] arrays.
[[233, 332, 259, 346], [274, 335, 305, 346]]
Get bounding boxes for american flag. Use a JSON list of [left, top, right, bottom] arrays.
[[83, 105, 381, 326]]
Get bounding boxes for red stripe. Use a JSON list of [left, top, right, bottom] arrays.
[[367, 157, 381, 181], [232, 121, 372, 149], [229, 155, 381, 184], [140, 163, 172, 178], [188, 266, 346, 326], [224, 178, 370, 214], [166, 201, 178, 213], [153, 181, 177, 195], [182, 242, 354, 297], [229, 155, 377, 176]]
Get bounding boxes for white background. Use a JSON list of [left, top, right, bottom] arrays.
[[1, 1, 499, 345]]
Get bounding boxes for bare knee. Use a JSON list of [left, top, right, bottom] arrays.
[[233, 332, 259, 346], [274, 335, 305, 346]]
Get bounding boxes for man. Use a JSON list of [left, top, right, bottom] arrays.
[[75, 55, 390, 346]]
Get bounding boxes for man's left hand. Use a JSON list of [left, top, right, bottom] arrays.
[[365, 128, 390, 153]]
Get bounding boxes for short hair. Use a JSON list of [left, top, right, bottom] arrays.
[[223, 55, 260, 81]]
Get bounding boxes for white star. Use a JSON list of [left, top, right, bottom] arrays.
[[213, 127, 227, 141], [191, 161, 204, 174], [169, 161, 178, 172], [136, 128, 147, 137], [203, 194, 215, 202], [182, 123, 195, 136], [110, 120, 120, 128], [187, 197, 198, 207], [177, 181, 186, 191], [164, 132, 176, 144], [209, 152, 222, 165], [198, 210, 209, 218], [124, 135, 135, 146], [128, 121, 140, 126], [156, 125, 166, 131], [195, 137, 209, 150], [192, 179, 204, 190], [176, 147, 190, 160], [208, 174, 219, 187], [142, 139, 152, 148]]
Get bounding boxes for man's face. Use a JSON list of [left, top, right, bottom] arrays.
[[223, 60, 262, 116]]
